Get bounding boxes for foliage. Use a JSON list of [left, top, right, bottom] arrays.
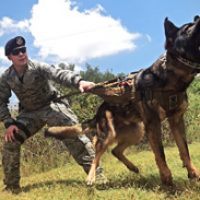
[[80, 64, 117, 83], [184, 77, 200, 142]]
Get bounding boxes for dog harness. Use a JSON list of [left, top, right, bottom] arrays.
[[89, 54, 187, 114]]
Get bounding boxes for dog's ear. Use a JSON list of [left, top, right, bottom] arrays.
[[164, 17, 179, 49], [190, 16, 200, 38], [194, 15, 200, 22]]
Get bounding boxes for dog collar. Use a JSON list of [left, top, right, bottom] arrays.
[[176, 56, 200, 70]]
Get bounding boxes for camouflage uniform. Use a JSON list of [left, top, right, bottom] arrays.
[[0, 60, 101, 188]]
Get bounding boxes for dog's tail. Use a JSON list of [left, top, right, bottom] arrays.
[[44, 119, 96, 140], [44, 124, 83, 140]]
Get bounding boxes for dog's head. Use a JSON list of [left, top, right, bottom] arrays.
[[164, 15, 200, 68]]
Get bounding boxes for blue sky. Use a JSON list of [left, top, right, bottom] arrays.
[[0, 0, 199, 76]]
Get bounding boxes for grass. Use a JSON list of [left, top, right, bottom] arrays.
[[1, 142, 200, 200]]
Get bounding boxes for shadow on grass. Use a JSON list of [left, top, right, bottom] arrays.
[[95, 173, 200, 198], [22, 179, 84, 192], [21, 173, 200, 199]]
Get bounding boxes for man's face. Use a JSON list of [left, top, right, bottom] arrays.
[[8, 46, 28, 67]]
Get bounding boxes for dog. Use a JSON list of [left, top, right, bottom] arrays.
[[45, 16, 200, 186]]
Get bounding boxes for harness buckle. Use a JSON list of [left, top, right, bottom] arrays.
[[169, 95, 178, 110]]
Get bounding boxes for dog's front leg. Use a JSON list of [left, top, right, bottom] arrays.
[[86, 110, 116, 185], [168, 115, 200, 180], [145, 117, 173, 186], [86, 139, 107, 185], [86, 155, 98, 185]]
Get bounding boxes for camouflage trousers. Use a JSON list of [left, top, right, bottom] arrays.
[[2, 102, 101, 187]]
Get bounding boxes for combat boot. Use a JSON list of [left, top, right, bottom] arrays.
[[2, 185, 21, 194], [95, 167, 108, 185]]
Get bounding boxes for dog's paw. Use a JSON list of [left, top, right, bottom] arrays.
[[188, 169, 200, 181], [86, 173, 108, 186], [86, 178, 95, 186], [128, 165, 140, 174]]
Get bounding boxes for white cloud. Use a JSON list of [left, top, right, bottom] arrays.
[[0, 47, 11, 75], [145, 34, 152, 42], [0, 17, 30, 36], [0, 0, 141, 65], [0, 46, 10, 64], [29, 0, 141, 64]]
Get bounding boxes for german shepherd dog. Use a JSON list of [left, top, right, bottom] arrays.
[[45, 16, 200, 186]]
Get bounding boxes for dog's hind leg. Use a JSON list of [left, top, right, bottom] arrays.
[[112, 142, 139, 173], [111, 123, 144, 173], [168, 115, 200, 180]]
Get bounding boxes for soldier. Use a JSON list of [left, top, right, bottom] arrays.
[[0, 36, 107, 194]]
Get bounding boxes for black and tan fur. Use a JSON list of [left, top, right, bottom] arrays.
[[45, 16, 200, 186], [45, 102, 144, 185]]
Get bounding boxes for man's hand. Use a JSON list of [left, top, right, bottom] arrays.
[[79, 80, 95, 93], [4, 125, 19, 142]]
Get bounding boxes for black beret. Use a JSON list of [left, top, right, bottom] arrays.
[[5, 36, 26, 56]]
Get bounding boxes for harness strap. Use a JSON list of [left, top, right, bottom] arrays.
[[141, 88, 186, 111]]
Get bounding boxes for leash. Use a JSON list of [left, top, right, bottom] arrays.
[[53, 91, 81, 102]]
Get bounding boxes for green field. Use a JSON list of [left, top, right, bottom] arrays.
[[1, 142, 200, 200]]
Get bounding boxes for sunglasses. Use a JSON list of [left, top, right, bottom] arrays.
[[11, 46, 26, 56]]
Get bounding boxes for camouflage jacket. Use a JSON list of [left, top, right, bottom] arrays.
[[0, 60, 82, 127]]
